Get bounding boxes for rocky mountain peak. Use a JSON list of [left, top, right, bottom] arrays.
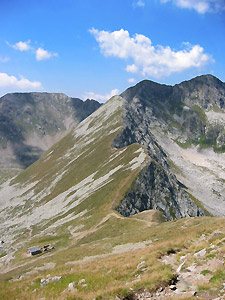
[[121, 79, 172, 105], [179, 74, 224, 87], [174, 74, 225, 110], [113, 74, 225, 219]]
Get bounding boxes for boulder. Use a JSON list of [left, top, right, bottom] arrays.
[[194, 248, 206, 257], [68, 282, 77, 291]]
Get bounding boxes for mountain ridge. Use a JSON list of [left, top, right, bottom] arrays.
[[0, 74, 224, 299], [115, 74, 224, 218]]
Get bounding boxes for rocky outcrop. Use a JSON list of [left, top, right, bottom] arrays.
[[113, 91, 205, 220], [116, 162, 204, 221], [118, 75, 225, 149], [114, 75, 225, 220]]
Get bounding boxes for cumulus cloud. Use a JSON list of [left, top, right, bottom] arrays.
[[7, 40, 58, 61], [90, 28, 213, 78], [84, 88, 119, 103], [0, 73, 42, 89], [160, 0, 225, 14], [128, 78, 136, 83], [134, 0, 145, 7], [8, 40, 31, 51], [35, 47, 58, 61]]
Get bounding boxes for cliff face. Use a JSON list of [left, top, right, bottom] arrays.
[[116, 162, 205, 221], [114, 75, 225, 220]]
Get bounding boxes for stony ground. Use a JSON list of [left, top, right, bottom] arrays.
[[152, 128, 225, 217], [134, 230, 225, 300]]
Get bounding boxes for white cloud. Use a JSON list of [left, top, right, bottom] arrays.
[[0, 73, 42, 89], [6, 40, 58, 61], [0, 57, 10, 63], [135, 0, 145, 7], [126, 64, 139, 73], [35, 47, 58, 61], [160, 0, 225, 14], [9, 40, 31, 51], [90, 28, 213, 78], [128, 78, 136, 83], [84, 88, 119, 103]]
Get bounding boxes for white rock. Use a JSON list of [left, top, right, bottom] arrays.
[[68, 282, 76, 290], [180, 254, 188, 261], [50, 276, 61, 282], [40, 278, 48, 285], [177, 260, 186, 273], [194, 248, 206, 257], [78, 278, 86, 284], [141, 267, 147, 272], [185, 265, 196, 272], [137, 261, 145, 269]]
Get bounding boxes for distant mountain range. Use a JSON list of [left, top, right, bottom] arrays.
[[0, 92, 101, 175]]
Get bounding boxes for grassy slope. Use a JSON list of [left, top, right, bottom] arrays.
[[0, 96, 149, 280], [8, 96, 148, 235], [0, 216, 225, 299]]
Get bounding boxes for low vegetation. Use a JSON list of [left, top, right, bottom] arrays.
[[0, 216, 225, 299]]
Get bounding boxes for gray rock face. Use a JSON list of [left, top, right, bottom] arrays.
[[173, 75, 225, 110], [0, 92, 101, 173], [113, 97, 205, 220], [116, 162, 204, 221], [114, 75, 225, 220], [118, 75, 225, 150]]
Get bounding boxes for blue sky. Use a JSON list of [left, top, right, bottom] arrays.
[[0, 0, 225, 101]]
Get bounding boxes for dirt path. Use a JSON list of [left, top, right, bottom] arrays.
[[1, 212, 147, 276], [72, 212, 124, 243], [130, 215, 156, 227], [28, 227, 32, 237], [71, 166, 151, 244], [72, 209, 154, 244]]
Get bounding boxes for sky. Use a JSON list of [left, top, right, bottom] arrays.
[[0, 0, 225, 102]]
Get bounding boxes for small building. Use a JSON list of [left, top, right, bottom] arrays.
[[27, 246, 42, 256]]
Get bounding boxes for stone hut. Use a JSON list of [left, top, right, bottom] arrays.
[[27, 246, 42, 256]]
